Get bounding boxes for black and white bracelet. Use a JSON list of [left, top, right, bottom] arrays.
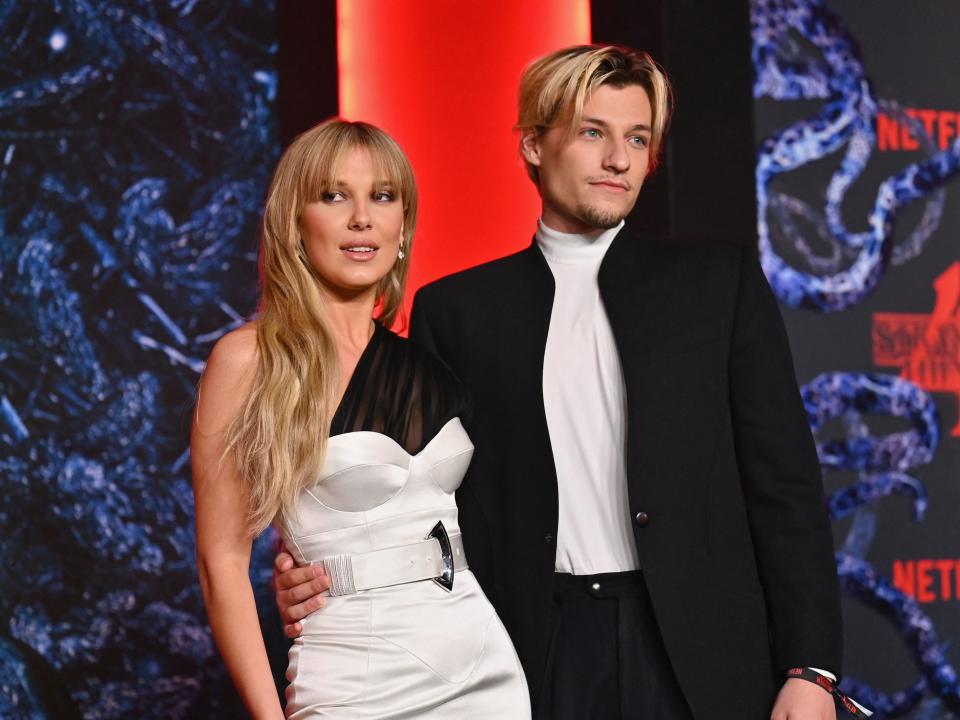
[[785, 667, 873, 718]]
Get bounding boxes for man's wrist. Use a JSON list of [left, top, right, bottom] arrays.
[[808, 666, 837, 683], [786, 666, 834, 696], [785, 667, 873, 718]]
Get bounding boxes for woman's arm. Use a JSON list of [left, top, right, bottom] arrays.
[[192, 325, 283, 720]]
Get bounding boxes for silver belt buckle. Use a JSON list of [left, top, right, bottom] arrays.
[[426, 520, 455, 592]]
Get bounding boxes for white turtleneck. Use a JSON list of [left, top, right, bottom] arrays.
[[537, 218, 640, 575]]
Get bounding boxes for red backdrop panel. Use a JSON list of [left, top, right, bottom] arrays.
[[337, 1, 591, 324]]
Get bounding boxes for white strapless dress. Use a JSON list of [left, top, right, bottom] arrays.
[[279, 417, 530, 718]]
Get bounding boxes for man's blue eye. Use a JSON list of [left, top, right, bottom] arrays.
[[582, 128, 600, 138]]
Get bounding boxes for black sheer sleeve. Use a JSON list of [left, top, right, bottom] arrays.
[[330, 322, 472, 455]]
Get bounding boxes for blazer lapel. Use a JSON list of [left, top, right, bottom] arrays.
[[598, 228, 677, 361], [598, 228, 707, 365], [500, 241, 556, 378], [515, 239, 557, 437], [598, 230, 722, 527], [491, 242, 559, 493]]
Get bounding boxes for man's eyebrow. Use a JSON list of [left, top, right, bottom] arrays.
[[581, 117, 652, 133]]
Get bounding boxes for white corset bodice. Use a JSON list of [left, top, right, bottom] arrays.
[[280, 417, 474, 565]]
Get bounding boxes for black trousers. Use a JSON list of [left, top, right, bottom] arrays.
[[536, 570, 695, 720]]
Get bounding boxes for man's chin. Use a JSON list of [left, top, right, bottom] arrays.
[[575, 203, 628, 230]]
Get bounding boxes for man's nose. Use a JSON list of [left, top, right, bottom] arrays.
[[603, 138, 630, 173]]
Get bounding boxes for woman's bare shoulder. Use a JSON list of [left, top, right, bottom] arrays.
[[208, 321, 259, 372], [197, 322, 259, 427]]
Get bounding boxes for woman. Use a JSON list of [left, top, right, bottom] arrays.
[[191, 119, 530, 718]]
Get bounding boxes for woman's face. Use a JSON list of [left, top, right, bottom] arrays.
[[300, 146, 403, 299]]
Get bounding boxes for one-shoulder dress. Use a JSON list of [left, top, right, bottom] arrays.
[[278, 322, 530, 718]]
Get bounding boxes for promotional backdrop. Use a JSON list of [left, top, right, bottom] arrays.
[[753, 1, 960, 717], [1, 1, 958, 718], [0, 2, 278, 717]]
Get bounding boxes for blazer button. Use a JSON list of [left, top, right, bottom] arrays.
[[634, 511, 650, 527], [544, 533, 555, 544]]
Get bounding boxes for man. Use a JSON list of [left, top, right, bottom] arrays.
[[275, 45, 843, 719]]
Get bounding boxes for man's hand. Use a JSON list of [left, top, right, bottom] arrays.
[[771, 678, 837, 720], [273, 551, 330, 638]]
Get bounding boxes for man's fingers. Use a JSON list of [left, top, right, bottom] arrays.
[[274, 551, 295, 573], [279, 576, 331, 607], [284, 622, 303, 639], [281, 594, 326, 624], [274, 563, 325, 591]]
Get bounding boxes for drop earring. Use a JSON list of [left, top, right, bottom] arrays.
[[398, 235, 405, 261]]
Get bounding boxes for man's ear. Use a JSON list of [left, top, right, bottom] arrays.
[[519, 129, 542, 168]]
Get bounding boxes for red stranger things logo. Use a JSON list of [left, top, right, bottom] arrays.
[[877, 108, 960, 151], [872, 262, 960, 437]]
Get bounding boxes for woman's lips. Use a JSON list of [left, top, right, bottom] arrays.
[[341, 245, 379, 261]]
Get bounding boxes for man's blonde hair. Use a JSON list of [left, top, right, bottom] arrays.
[[516, 45, 673, 184]]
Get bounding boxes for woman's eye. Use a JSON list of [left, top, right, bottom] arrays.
[[373, 191, 395, 202], [322, 191, 344, 202]]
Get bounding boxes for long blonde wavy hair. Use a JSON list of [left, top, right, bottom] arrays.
[[226, 119, 417, 535]]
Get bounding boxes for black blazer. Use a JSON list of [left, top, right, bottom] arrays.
[[409, 228, 842, 718]]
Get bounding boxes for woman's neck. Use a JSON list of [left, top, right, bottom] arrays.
[[322, 290, 378, 352]]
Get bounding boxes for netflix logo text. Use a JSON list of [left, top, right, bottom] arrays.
[[893, 559, 960, 603], [877, 109, 960, 151]]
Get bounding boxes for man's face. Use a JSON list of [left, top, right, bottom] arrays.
[[522, 83, 652, 234]]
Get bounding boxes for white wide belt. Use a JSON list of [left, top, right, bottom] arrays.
[[321, 526, 467, 597]]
